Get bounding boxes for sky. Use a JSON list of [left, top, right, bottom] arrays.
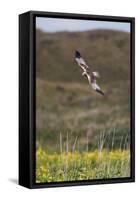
[[36, 17, 130, 33]]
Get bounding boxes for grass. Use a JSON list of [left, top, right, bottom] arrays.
[[36, 79, 130, 153], [36, 129, 130, 183], [36, 146, 130, 183], [35, 28, 131, 182], [36, 29, 130, 83], [36, 68, 130, 183]]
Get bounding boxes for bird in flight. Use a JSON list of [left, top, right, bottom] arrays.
[[75, 50, 104, 96]]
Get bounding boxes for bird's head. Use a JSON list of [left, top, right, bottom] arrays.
[[75, 50, 81, 58]]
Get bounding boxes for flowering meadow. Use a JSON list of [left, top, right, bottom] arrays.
[[36, 145, 130, 183]]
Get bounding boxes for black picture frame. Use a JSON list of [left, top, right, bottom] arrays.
[[19, 10, 135, 189]]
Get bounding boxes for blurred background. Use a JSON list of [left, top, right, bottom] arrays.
[[36, 17, 131, 153]]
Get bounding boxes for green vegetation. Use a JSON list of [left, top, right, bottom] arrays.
[[36, 28, 131, 182], [36, 29, 130, 84], [36, 79, 130, 153], [36, 145, 130, 183]]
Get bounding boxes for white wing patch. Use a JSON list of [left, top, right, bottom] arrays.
[[91, 82, 101, 91], [75, 57, 86, 66]]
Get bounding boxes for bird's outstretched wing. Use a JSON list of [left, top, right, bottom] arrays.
[[89, 73, 104, 96], [75, 50, 89, 72]]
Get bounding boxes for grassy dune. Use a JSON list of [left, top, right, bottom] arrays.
[[36, 29, 130, 84], [36, 79, 130, 153]]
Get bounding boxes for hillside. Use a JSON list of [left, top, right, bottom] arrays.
[[36, 29, 130, 153], [36, 29, 130, 84]]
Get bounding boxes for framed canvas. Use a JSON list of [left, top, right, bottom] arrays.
[[19, 11, 135, 189]]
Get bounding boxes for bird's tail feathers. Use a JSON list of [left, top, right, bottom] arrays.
[[96, 89, 104, 96], [91, 83, 104, 96]]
